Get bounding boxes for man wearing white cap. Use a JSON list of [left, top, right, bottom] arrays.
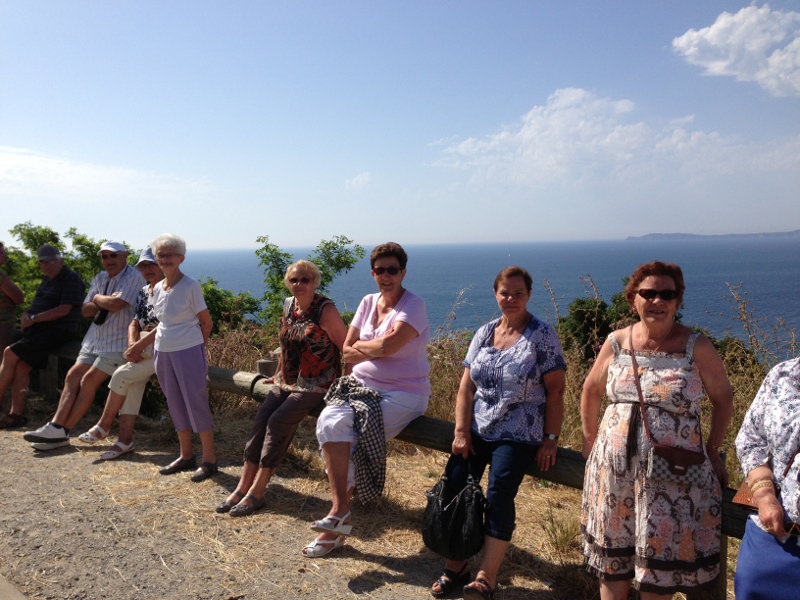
[[24, 241, 145, 450]]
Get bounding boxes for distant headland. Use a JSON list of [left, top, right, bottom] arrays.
[[626, 230, 800, 241]]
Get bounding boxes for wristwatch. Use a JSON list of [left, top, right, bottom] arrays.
[[544, 433, 559, 441], [30, 314, 36, 322]]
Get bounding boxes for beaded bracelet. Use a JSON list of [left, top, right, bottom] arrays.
[[749, 474, 774, 485], [749, 480, 775, 493]]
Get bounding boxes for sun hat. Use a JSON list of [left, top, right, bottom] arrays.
[[135, 247, 158, 267]]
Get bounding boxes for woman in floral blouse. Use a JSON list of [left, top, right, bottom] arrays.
[[735, 357, 800, 600], [430, 266, 566, 600], [215, 260, 347, 517]]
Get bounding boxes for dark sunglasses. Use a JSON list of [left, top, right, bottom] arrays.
[[101, 253, 119, 259], [289, 277, 311, 284], [637, 288, 679, 301], [373, 266, 401, 276]]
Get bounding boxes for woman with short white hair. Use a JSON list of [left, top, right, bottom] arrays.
[[150, 233, 216, 482]]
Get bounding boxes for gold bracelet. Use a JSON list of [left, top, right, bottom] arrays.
[[749, 480, 775, 493], [749, 475, 774, 487]]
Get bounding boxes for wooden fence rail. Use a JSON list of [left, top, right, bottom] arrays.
[[37, 352, 745, 599]]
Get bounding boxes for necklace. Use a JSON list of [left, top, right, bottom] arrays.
[[637, 321, 675, 352]]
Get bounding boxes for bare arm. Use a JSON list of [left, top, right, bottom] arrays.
[[452, 368, 477, 459], [21, 304, 73, 331], [318, 302, 352, 375], [197, 309, 212, 346], [746, 464, 787, 537], [318, 303, 348, 351], [0, 274, 24, 305], [124, 320, 153, 363], [91, 293, 128, 312], [352, 320, 419, 358], [580, 335, 615, 459], [694, 333, 733, 487], [537, 369, 566, 471], [342, 325, 370, 365]]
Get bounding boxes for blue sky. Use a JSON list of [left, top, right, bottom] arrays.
[[2, 1, 799, 250]]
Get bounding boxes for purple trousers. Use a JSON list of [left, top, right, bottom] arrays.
[[154, 344, 214, 433]]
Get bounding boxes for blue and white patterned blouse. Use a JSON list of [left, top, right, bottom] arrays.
[[735, 357, 800, 535], [464, 314, 566, 445]]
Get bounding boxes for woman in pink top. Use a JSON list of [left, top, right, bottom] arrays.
[[302, 242, 430, 558]]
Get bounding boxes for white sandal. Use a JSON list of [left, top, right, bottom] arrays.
[[311, 511, 352, 535], [78, 425, 109, 444], [99, 441, 135, 461], [301, 534, 345, 557]]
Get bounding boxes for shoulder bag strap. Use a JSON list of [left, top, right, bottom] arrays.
[[628, 324, 655, 446]]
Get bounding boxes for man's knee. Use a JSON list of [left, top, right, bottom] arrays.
[[2, 345, 20, 365], [79, 368, 110, 396]]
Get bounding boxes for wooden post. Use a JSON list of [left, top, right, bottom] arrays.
[[39, 354, 60, 402]]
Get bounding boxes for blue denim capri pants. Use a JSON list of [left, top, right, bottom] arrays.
[[446, 433, 538, 543]]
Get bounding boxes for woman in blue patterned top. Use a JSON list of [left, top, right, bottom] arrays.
[[430, 266, 566, 600], [735, 357, 800, 600]]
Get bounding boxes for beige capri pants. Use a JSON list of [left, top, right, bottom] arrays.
[[108, 351, 156, 416]]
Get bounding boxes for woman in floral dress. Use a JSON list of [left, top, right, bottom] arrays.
[[580, 261, 732, 599]]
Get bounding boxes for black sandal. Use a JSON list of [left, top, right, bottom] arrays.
[[0, 413, 28, 429], [431, 563, 470, 598], [215, 490, 245, 513], [463, 577, 495, 600]]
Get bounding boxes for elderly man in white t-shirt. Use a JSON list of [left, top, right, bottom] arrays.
[[24, 241, 145, 451]]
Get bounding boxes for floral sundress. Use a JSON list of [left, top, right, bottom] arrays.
[[581, 331, 721, 595]]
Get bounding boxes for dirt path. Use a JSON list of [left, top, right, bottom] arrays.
[[0, 399, 591, 600]]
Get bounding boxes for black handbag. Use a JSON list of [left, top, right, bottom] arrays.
[[422, 455, 487, 560]]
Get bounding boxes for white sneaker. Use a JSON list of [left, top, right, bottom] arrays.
[[23, 422, 68, 443], [31, 439, 71, 451]]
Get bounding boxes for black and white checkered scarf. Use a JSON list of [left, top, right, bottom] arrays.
[[323, 375, 385, 504]]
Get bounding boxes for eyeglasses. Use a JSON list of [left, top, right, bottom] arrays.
[[156, 252, 178, 260], [289, 277, 311, 285], [373, 266, 401, 276], [38, 258, 58, 265], [101, 253, 119, 260], [637, 288, 679, 301]]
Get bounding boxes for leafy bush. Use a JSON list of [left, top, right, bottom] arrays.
[[255, 234, 365, 322]]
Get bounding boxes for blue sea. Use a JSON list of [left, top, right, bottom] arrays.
[[183, 238, 799, 348]]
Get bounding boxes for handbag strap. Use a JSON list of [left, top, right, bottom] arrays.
[[783, 446, 800, 479], [628, 325, 656, 446]]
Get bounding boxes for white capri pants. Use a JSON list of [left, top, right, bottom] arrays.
[[108, 354, 156, 416], [316, 387, 429, 490]]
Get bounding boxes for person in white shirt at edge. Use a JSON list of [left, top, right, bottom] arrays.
[[149, 233, 216, 483], [24, 241, 144, 450]]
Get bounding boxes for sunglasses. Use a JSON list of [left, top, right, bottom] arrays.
[[101, 253, 119, 259], [289, 277, 311, 285], [785, 521, 800, 537], [637, 288, 679, 301], [373, 266, 401, 276]]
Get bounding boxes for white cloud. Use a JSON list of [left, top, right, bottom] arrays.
[[345, 172, 371, 190], [672, 4, 800, 97], [0, 146, 216, 202], [433, 87, 800, 190]]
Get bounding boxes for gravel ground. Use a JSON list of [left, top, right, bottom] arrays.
[[0, 422, 458, 600], [0, 395, 594, 600]]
